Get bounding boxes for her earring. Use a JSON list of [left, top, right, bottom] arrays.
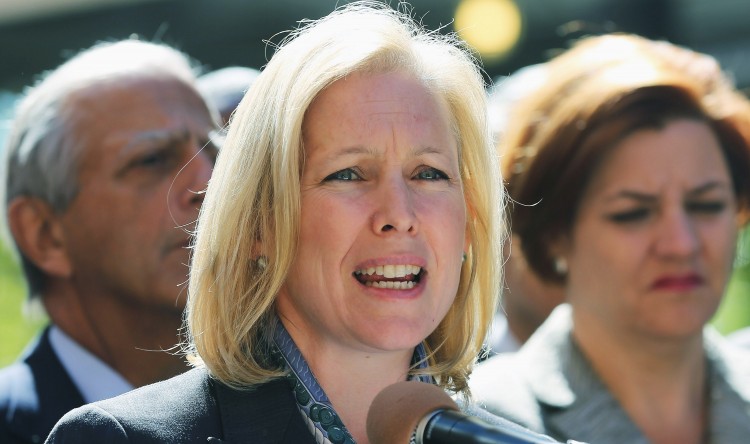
[[462, 253, 467, 263], [554, 257, 568, 275], [255, 255, 268, 271]]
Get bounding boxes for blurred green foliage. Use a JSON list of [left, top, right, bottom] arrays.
[[712, 228, 750, 335], [0, 92, 46, 367], [0, 245, 46, 367]]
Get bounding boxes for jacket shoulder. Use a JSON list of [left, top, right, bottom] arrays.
[[47, 368, 220, 444], [1, 329, 84, 444], [0, 362, 37, 443], [0, 361, 33, 410]]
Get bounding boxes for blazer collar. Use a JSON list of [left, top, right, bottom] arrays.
[[520, 304, 581, 408], [702, 328, 750, 442], [518, 305, 648, 441], [522, 304, 750, 442]]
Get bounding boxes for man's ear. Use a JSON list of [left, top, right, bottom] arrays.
[[7, 197, 72, 278]]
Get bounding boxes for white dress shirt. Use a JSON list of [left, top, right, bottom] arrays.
[[48, 326, 134, 403]]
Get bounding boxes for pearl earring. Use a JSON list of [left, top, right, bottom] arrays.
[[256, 256, 268, 271], [554, 257, 568, 275]]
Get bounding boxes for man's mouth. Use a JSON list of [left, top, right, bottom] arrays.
[[353, 264, 423, 289]]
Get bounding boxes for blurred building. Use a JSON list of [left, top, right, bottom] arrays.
[[0, 0, 749, 94]]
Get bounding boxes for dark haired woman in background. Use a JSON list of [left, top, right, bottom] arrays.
[[470, 33, 750, 444]]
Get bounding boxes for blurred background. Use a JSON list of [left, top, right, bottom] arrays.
[[2, 0, 750, 365]]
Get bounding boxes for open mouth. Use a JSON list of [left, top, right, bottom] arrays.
[[353, 264, 424, 289]]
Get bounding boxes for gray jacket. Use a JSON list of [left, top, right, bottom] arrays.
[[468, 304, 750, 444]]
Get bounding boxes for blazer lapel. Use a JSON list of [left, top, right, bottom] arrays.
[[5, 327, 85, 443], [524, 306, 647, 444], [704, 329, 750, 443], [214, 377, 316, 444]]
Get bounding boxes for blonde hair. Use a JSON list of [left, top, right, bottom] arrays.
[[187, 1, 504, 394]]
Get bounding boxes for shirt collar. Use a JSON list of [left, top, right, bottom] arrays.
[[48, 325, 134, 403], [270, 319, 432, 444]]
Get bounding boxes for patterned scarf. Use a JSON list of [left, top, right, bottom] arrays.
[[271, 320, 433, 444]]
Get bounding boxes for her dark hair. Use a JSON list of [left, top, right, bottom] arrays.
[[501, 34, 750, 283]]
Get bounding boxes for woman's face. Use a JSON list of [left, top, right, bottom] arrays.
[[564, 119, 738, 341], [276, 71, 467, 357]]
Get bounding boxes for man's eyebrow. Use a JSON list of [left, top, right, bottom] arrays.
[[121, 128, 191, 155]]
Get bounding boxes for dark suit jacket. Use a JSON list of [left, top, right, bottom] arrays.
[[45, 367, 316, 443], [0, 327, 85, 444]]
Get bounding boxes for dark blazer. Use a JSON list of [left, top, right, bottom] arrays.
[[45, 367, 316, 444], [0, 327, 85, 444]]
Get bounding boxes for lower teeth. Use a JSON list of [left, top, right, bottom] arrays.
[[366, 281, 416, 289]]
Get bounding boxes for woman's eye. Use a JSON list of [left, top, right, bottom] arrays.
[[607, 208, 650, 224], [686, 201, 726, 215], [415, 167, 448, 181], [323, 168, 362, 181]]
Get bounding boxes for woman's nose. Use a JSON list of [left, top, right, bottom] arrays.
[[654, 209, 699, 259], [371, 175, 418, 235]]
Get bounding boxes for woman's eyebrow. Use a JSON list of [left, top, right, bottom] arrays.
[[603, 180, 731, 203], [604, 190, 658, 204], [687, 180, 730, 197]]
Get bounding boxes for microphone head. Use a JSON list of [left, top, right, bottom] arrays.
[[367, 381, 459, 444]]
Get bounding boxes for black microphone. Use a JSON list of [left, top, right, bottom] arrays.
[[367, 381, 563, 444]]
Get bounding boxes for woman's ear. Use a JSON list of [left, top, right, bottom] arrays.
[[549, 236, 570, 258], [463, 229, 471, 259], [251, 236, 265, 260], [7, 197, 73, 278], [548, 235, 572, 275]]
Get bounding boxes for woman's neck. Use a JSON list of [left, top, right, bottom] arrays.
[[276, 318, 416, 444], [307, 344, 415, 444], [572, 309, 708, 444]]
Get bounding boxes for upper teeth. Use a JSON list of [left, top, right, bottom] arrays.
[[355, 264, 422, 278]]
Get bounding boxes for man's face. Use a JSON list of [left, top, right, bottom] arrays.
[[58, 75, 217, 314]]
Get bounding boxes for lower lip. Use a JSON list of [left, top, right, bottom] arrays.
[[651, 277, 703, 292]]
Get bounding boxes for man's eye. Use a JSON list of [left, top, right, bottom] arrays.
[[323, 168, 361, 181], [415, 167, 448, 181], [136, 151, 169, 168], [607, 208, 650, 223], [201, 142, 219, 166]]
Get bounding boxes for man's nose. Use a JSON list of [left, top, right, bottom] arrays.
[[180, 142, 215, 210]]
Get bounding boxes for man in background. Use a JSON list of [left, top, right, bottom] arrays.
[[0, 39, 219, 444], [197, 65, 259, 127]]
